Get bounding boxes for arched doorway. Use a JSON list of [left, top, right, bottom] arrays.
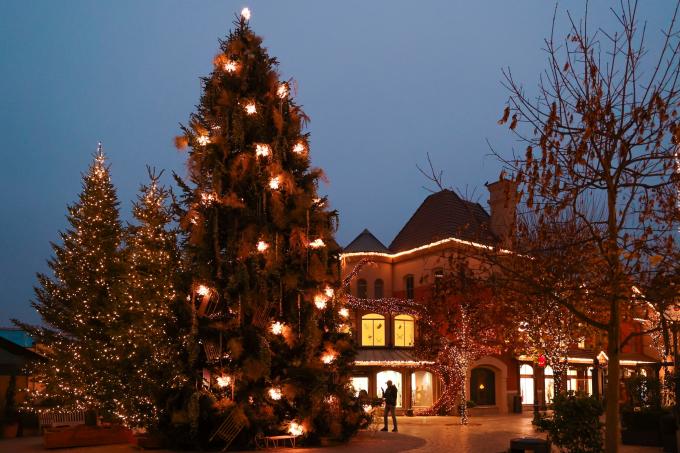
[[470, 367, 496, 406]]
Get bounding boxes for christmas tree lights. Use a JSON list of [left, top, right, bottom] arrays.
[[170, 11, 359, 446]]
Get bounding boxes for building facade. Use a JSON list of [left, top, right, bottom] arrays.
[[341, 182, 660, 414]]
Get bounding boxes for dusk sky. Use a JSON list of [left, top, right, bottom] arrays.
[[0, 1, 673, 325]]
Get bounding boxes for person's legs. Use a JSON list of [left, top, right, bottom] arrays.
[[381, 405, 388, 430], [390, 405, 397, 431]]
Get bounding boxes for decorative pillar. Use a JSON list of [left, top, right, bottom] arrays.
[[592, 359, 600, 399]]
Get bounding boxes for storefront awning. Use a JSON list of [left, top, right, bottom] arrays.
[[354, 349, 434, 367]]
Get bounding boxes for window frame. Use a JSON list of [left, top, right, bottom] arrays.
[[393, 314, 415, 347], [405, 274, 414, 299], [374, 279, 384, 299], [361, 312, 386, 347], [357, 278, 368, 299]]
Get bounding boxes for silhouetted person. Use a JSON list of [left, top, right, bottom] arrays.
[[380, 380, 398, 432]]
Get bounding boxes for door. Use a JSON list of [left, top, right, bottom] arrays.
[[470, 367, 496, 406]]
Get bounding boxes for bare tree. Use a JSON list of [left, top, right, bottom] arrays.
[[494, 2, 680, 450]]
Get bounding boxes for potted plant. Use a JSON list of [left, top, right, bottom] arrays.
[[1, 375, 20, 438]]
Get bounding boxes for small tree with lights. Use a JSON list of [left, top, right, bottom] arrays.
[[15, 146, 126, 419], [116, 169, 189, 430], [170, 9, 359, 447], [417, 258, 506, 424]]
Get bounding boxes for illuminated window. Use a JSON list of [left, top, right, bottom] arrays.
[[567, 367, 593, 395], [405, 275, 414, 299], [361, 313, 385, 346], [394, 314, 415, 347], [357, 279, 367, 298], [350, 376, 369, 397], [544, 365, 554, 404], [374, 279, 384, 299], [411, 371, 434, 407], [377, 370, 403, 407], [520, 364, 534, 405], [577, 337, 586, 349], [566, 368, 578, 392]]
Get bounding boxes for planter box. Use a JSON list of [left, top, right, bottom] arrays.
[[621, 429, 662, 447], [2, 422, 19, 439], [43, 424, 134, 449]]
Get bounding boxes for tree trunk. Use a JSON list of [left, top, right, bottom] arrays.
[[605, 309, 621, 453]]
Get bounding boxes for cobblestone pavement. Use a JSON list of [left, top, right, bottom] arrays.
[[0, 414, 661, 452]]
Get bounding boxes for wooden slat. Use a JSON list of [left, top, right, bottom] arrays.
[[209, 408, 245, 451]]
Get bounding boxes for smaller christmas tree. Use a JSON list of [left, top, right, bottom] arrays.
[[16, 144, 124, 416], [115, 168, 187, 429]]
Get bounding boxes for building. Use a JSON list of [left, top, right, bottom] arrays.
[[341, 181, 660, 414], [0, 328, 43, 409]]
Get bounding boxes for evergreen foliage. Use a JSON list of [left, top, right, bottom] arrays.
[[171, 14, 359, 446], [16, 148, 125, 418], [535, 391, 604, 453], [116, 169, 187, 429]]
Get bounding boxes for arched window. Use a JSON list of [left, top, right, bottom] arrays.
[[520, 364, 534, 405], [377, 370, 403, 407], [394, 314, 415, 347], [361, 313, 385, 346], [544, 365, 554, 404], [411, 371, 434, 407], [405, 274, 414, 299], [374, 279, 384, 299], [350, 376, 369, 397], [433, 268, 444, 293], [357, 279, 367, 298]]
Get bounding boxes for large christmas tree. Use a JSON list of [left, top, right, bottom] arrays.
[[17, 146, 125, 417], [172, 9, 358, 446]]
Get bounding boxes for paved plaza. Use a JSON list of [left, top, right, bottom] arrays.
[[0, 414, 660, 452]]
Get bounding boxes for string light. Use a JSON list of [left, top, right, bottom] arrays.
[[217, 375, 231, 388], [269, 176, 280, 190], [241, 7, 251, 20], [268, 387, 282, 400], [338, 308, 349, 318], [321, 351, 337, 364], [200, 192, 216, 205], [224, 60, 238, 73], [292, 142, 306, 154], [270, 321, 284, 335], [255, 143, 271, 158], [277, 84, 288, 99], [308, 238, 325, 249], [197, 135, 210, 146], [196, 285, 210, 297], [256, 241, 269, 253], [288, 421, 303, 436], [323, 286, 335, 299], [314, 294, 327, 310], [244, 102, 257, 115]]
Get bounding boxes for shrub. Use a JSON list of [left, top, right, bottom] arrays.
[[535, 391, 604, 453]]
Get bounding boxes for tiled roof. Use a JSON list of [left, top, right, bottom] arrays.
[[344, 229, 390, 253], [389, 189, 494, 252]]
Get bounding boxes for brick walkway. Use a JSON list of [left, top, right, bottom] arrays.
[[0, 414, 661, 452]]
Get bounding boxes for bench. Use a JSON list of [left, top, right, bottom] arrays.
[[264, 434, 297, 448], [39, 410, 86, 432]]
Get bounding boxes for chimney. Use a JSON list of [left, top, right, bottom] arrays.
[[486, 177, 518, 245]]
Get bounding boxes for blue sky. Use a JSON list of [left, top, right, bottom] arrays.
[[0, 1, 673, 324]]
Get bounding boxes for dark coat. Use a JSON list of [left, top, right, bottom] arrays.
[[383, 384, 398, 406]]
